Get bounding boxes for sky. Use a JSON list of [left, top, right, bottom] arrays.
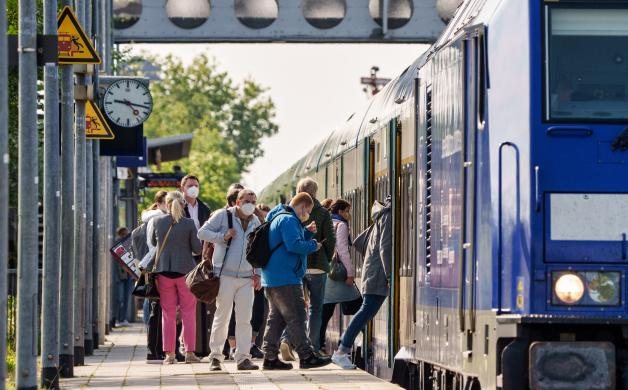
[[126, 43, 428, 193]]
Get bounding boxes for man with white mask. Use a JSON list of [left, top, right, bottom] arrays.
[[181, 174, 211, 231], [198, 188, 262, 371]]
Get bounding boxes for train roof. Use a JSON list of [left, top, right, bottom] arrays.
[[262, 0, 493, 199]]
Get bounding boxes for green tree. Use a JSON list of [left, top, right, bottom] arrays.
[[139, 54, 279, 210]]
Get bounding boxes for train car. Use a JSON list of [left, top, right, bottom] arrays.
[[260, 0, 628, 388]]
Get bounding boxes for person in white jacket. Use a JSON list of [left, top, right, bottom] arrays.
[[198, 188, 261, 371]]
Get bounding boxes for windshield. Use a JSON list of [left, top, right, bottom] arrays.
[[546, 7, 628, 121]]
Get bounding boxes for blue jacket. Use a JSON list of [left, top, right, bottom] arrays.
[[261, 204, 317, 288]]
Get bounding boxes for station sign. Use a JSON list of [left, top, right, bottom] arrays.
[[139, 173, 185, 189], [57, 6, 101, 64]]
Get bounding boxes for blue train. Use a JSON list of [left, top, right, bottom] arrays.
[[260, 0, 628, 388]]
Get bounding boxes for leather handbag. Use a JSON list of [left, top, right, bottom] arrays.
[[329, 253, 348, 282], [132, 220, 174, 299], [185, 260, 220, 304], [329, 223, 348, 282], [185, 211, 233, 304]]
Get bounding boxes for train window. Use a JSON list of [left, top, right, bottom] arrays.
[[545, 6, 628, 121]]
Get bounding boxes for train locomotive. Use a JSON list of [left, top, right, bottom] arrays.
[[260, 0, 628, 388]]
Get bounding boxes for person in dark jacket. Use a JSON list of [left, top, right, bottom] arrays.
[[261, 192, 332, 370], [150, 191, 203, 364], [331, 198, 392, 369], [281, 178, 336, 359], [181, 174, 213, 358]]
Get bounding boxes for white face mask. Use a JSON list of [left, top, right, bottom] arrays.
[[240, 203, 256, 216], [186, 186, 199, 199]]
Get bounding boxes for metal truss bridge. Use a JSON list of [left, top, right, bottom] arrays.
[[113, 0, 463, 43]]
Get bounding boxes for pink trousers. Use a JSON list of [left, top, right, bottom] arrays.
[[156, 275, 197, 353]]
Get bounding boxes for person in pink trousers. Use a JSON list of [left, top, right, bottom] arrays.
[[150, 191, 203, 364]]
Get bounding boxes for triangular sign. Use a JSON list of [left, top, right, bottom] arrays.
[[86, 101, 115, 140], [57, 6, 101, 64]]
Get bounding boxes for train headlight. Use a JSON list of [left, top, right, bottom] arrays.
[[586, 272, 620, 305], [554, 273, 585, 304]]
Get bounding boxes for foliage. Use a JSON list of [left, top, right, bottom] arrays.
[[129, 53, 279, 211]]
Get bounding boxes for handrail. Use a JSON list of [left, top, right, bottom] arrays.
[[498, 142, 520, 315]]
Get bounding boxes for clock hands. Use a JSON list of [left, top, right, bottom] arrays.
[[113, 99, 152, 112]]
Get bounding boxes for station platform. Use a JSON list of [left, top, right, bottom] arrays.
[[61, 324, 401, 389]]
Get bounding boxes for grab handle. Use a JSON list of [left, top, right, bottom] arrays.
[[535, 166, 541, 213]]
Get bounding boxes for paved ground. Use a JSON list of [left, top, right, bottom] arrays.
[[61, 324, 401, 389]]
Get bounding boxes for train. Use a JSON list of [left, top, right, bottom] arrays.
[[260, 0, 628, 389]]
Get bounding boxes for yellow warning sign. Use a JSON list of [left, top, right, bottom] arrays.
[[57, 6, 101, 64], [86, 101, 115, 140]]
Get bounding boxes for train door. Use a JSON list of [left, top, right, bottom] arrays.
[[460, 29, 485, 368], [368, 124, 392, 377], [398, 110, 418, 352]]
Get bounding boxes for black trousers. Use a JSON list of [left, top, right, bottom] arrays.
[[147, 301, 163, 358], [319, 303, 336, 350]]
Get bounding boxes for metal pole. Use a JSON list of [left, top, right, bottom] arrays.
[[83, 0, 94, 357], [0, 1, 9, 389], [92, 141, 100, 346], [15, 0, 39, 388], [59, 0, 75, 377], [92, 0, 101, 348], [84, 139, 93, 355], [41, 0, 61, 387]]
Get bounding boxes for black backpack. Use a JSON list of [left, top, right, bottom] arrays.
[[245, 212, 290, 268]]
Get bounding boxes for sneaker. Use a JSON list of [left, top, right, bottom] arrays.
[[119, 320, 130, 327], [209, 358, 222, 371], [163, 353, 177, 365], [263, 358, 293, 370], [185, 352, 201, 364], [280, 341, 296, 362], [250, 344, 264, 359], [146, 354, 164, 364], [331, 351, 356, 370], [237, 358, 260, 371], [228, 347, 236, 361], [300, 354, 332, 369]]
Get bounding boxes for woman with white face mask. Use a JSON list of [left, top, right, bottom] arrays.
[[197, 188, 262, 371]]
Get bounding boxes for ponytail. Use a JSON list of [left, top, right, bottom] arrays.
[[166, 191, 186, 223]]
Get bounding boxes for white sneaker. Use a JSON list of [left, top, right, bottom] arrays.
[[120, 320, 130, 327], [331, 351, 355, 370]]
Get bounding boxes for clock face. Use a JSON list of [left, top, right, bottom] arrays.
[[103, 79, 153, 128]]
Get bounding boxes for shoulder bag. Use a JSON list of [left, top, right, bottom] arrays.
[[329, 222, 348, 282], [185, 210, 233, 304], [133, 219, 174, 299]]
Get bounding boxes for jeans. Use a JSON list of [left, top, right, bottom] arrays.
[[338, 294, 387, 354], [143, 299, 151, 325], [263, 285, 314, 361], [304, 273, 326, 350], [209, 275, 254, 364], [116, 278, 134, 322], [281, 274, 327, 350], [156, 275, 197, 353]]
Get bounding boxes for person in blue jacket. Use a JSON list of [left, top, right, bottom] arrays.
[[260, 192, 332, 370]]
